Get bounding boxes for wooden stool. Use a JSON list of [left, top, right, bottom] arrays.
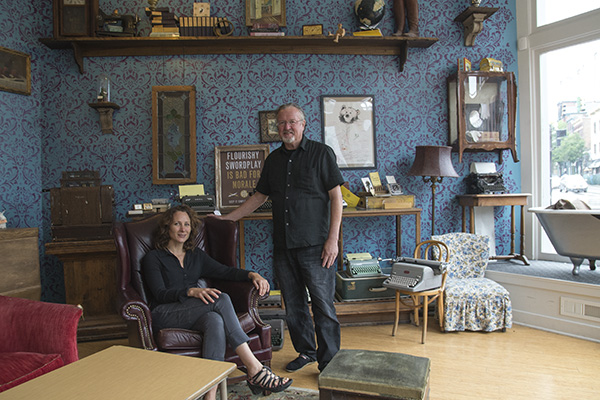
[[319, 349, 430, 400]]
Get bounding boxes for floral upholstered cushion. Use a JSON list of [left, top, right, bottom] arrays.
[[432, 233, 512, 332], [433, 232, 489, 279]]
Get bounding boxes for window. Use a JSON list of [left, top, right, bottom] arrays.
[[518, 1, 600, 260], [537, 0, 599, 26], [541, 40, 600, 210]]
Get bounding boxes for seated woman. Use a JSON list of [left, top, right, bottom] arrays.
[[142, 205, 292, 399]]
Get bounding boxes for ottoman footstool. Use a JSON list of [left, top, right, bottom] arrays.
[[318, 350, 430, 400]]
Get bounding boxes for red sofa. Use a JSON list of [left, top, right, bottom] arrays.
[[0, 295, 82, 393]]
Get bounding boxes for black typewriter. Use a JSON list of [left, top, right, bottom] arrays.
[[181, 195, 216, 213], [465, 172, 506, 194]]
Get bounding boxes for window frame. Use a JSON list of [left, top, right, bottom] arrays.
[[517, 1, 600, 260]]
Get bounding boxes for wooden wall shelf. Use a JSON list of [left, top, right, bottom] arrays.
[[454, 6, 498, 47], [39, 35, 438, 74]]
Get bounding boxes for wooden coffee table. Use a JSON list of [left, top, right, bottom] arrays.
[[0, 346, 236, 400]]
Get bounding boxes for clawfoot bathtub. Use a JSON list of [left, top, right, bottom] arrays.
[[529, 207, 599, 275]]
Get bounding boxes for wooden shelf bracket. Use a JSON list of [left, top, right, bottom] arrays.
[[454, 6, 499, 47], [88, 101, 120, 134]]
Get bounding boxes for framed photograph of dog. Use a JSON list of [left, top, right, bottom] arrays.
[[321, 95, 376, 169], [259, 110, 281, 142]]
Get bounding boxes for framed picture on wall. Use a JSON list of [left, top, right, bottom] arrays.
[[152, 86, 197, 184], [321, 95, 376, 169], [215, 144, 270, 211], [259, 110, 281, 142], [246, 0, 286, 27], [0, 46, 31, 96]]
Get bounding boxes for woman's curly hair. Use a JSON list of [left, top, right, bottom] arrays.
[[154, 204, 200, 251]]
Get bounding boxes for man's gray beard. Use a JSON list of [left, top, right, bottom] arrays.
[[282, 136, 295, 144]]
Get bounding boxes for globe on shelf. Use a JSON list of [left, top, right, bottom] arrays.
[[354, 0, 386, 30]]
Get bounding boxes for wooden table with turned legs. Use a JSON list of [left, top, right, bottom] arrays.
[[457, 194, 531, 265]]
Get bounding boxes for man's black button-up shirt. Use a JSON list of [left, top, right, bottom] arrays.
[[256, 136, 344, 249]]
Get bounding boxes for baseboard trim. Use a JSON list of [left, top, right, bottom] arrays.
[[512, 310, 600, 343]]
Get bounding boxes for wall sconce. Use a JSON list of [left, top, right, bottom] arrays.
[[408, 146, 459, 237], [88, 74, 120, 134], [454, 4, 498, 46]]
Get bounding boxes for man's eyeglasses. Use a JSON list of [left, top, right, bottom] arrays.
[[276, 119, 304, 128]]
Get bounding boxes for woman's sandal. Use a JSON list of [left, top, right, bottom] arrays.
[[247, 366, 293, 395]]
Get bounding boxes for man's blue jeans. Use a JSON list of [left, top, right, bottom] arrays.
[[274, 245, 340, 370]]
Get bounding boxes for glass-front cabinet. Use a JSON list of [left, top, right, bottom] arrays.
[[448, 71, 518, 163]]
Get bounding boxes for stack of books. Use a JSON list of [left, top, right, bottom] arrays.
[[180, 16, 227, 37], [146, 7, 180, 37], [352, 28, 383, 37], [249, 22, 284, 36]]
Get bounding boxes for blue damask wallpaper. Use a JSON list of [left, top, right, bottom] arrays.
[[0, 0, 519, 302]]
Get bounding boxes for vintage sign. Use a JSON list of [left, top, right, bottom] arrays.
[[215, 145, 270, 210]]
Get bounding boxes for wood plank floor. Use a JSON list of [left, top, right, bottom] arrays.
[[78, 321, 599, 399]]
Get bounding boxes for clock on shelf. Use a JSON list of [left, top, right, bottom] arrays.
[[53, 0, 98, 38], [447, 70, 518, 163]]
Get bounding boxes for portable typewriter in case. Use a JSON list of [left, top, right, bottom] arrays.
[[336, 253, 394, 301], [383, 257, 445, 292]]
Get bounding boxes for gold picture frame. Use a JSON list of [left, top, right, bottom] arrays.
[[246, 0, 286, 27], [215, 145, 270, 211], [152, 86, 197, 184], [259, 110, 281, 142], [0, 46, 31, 96]]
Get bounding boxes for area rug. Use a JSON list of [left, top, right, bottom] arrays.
[[225, 383, 319, 400]]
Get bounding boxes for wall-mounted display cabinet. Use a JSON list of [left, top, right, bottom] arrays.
[[448, 71, 518, 163]]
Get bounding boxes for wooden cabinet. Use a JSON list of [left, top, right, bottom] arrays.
[[45, 239, 126, 341], [39, 35, 438, 73], [448, 71, 518, 163], [52, 0, 98, 38]]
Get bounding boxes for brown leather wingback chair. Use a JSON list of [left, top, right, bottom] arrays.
[[114, 213, 272, 374]]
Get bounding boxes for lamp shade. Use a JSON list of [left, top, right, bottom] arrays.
[[408, 146, 458, 178]]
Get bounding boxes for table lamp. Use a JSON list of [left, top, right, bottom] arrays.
[[408, 146, 459, 237]]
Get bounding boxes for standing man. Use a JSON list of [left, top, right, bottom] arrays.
[[221, 103, 344, 372]]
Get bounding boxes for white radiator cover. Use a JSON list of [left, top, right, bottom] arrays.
[[561, 297, 600, 322]]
